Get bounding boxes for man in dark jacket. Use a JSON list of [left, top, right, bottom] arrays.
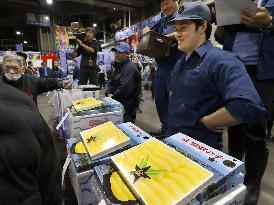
[[2, 54, 71, 104], [105, 42, 141, 123], [73, 27, 100, 85], [143, 0, 182, 138], [39, 61, 51, 78], [0, 78, 62, 205]]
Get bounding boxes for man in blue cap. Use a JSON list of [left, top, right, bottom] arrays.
[[169, 2, 267, 204], [105, 42, 141, 123], [143, 0, 182, 138]]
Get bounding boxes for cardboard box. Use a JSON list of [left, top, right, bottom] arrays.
[[117, 122, 154, 145], [164, 133, 245, 202], [111, 139, 214, 205], [116, 125, 245, 203], [203, 184, 246, 205]]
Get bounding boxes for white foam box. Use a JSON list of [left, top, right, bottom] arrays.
[[66, 109, 123, 138], [60, 89, 100, 112], [50, 90, 61, 121], [67, 137, 132, 204], [68, 162, 95, 205], [67, 138, 111, 205], [203, 184, 246, 205], [65, 98, 123, 138], [67, 139, 95, 205]]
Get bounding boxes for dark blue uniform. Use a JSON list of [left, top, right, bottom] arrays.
[[105, 59, 141, 123], [39, 66, 51, 78], [168, 41, 265, 149], [222, 1, 274, 202], [151, 14, 182, 133]]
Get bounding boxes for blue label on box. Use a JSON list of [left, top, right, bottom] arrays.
[[164, 133, 244, 178], [118, 122, 154, 145]]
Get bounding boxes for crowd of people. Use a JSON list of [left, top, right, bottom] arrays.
[[0, 0, 274, 204]]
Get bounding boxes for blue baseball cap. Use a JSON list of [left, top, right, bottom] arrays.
[[173, 1, 211, 22], [111, 42, 130, 53]]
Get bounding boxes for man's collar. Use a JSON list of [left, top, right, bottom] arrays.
[[194, 40, 212, 58], [182, 40, 212, 62], [2, 74, 24, 86], [118, 58, 130, 67]]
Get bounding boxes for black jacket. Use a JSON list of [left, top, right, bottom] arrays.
[[2, 74, 63, 104], [0, 78, 62, 205], [49, 67, 64, 79], [105, 59, 141, 112], [76, 39, 100, 69]]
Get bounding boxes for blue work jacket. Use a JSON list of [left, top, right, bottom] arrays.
[[168, 41, 266, 148], [223, 0, 274, 80]]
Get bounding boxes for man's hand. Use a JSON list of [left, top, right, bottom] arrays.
[[165, 32, 177, 40], [241, 7, 272, 28], [63, 80, 72, 89], [142, 27, 150, 35], [76, 39, 83, 47], [201, 116, 227, 133]]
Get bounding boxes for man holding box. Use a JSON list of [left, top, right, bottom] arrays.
[[143, 0, 182, 138]]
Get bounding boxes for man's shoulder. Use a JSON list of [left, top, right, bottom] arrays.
[[206, 46, 240, 62], [205, 47, 245, 72], [124, 60, 135, 67], [122, 61, 138, 74], [23, 74, 40, 82]]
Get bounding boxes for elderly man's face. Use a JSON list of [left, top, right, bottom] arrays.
[[115, 52, 128, 63], [3, 60, 23, 74], [160, 0, 179, 17]]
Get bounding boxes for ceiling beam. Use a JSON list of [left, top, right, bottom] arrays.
[[56, 0, 141, 10], [3, 0, 38, 6]]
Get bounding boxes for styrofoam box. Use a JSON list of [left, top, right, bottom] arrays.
[[67, 109, 123, 138]]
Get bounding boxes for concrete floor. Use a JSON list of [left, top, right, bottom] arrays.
[[38, 90, 274, 205]]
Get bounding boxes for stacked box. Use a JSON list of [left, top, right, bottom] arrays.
[[93, 162, 206, 205], [203, 184, 246, 205], [80, 122, 131, 160], [117, 124, 245, 203], [66, 98, 123, 138], [67, 138, 94, 205], [94, 163, 140, 205], [92, 163, 243, 205], [111, 139, 215, 205], [67, 136, 132, 205], [164, 133, 244, 202], [50, 90, 61, 121], [67, 124, 245, 205], [50, 89, 100, 136]]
